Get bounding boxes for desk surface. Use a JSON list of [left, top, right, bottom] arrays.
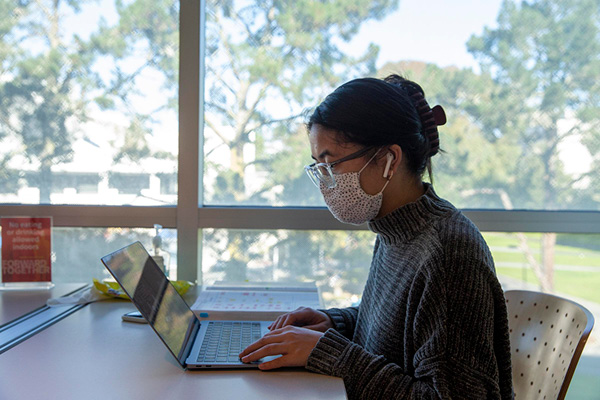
[[0, 286, 346, 400], [0, 283, 86, 325]]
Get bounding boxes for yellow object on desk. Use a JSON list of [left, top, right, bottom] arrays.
[[92, 278, 193, 299]]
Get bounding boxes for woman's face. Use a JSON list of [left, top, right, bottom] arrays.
[[308, 124, 389, 195]]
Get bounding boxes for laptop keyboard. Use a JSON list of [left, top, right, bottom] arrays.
[[197, 321, 262, 363]]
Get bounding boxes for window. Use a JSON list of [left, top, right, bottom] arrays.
[[50, 227, 177, 282], [0, 0, 179, 207]]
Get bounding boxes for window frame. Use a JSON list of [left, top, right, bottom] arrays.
[[0, 1, 599, 284]]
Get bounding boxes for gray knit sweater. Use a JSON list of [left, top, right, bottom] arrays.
[[306, 184, 513, 399]]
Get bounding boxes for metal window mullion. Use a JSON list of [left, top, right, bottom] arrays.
[[463, 210, 600, 233], [193, 208, 600, 234], [1, 205, 599, 233], [0, 205, 176, 228], [176, 0, 203, 283]]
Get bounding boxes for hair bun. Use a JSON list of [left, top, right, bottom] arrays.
[[410, 92, 446, 157]]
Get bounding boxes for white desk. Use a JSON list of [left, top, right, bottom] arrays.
[[0, 283, 85, 325], [0, 287, 346, 399]]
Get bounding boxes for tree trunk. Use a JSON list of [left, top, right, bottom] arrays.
[[541, 232, 556, 292], [230, 143, 245, 176]]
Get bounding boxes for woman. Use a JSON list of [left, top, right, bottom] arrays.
[[240, 75, 513, 399]]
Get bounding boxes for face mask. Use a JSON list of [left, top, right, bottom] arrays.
[[319, 151, 391, 225]]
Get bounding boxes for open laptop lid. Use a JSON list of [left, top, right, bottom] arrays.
[[101, 241, 199, 368]]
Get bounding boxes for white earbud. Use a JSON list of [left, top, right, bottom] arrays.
[[383, 153, 394, 178]]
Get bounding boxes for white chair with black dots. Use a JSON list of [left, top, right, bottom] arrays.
[[504, 290, 594, 400]]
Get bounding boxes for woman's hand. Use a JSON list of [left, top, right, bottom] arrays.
[[268, 306, 334, 332], [239, 325, 324, 370]]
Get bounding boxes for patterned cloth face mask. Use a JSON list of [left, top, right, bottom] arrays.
[[319, 150, 391, 225]]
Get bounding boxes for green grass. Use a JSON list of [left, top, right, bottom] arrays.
[[493, 250, 600, 267], [482, 232, 600, 303], [496, 267, 600, 303]]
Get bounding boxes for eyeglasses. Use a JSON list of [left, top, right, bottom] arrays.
[[304, 146, 376, 189]]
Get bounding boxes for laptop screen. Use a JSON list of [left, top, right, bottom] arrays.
[[101, 242, 197, 365]]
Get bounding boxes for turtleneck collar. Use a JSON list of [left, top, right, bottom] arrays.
[[368, 183, 456, 245]]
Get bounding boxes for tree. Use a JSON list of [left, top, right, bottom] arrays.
[[465, 0, 600, 291], [0, 1, 101, 203], [381, 3, 600, 291], [203, 0, 398, 204], [89, 0, 180, 165], [0, 0, 178, 204], [201, 0, 400, 281]]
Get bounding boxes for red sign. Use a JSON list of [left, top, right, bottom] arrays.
[[1, 217, 52, 283]]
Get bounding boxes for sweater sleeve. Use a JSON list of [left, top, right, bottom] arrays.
[[306, 260, 510, 399], [320, 307, 359, 340]]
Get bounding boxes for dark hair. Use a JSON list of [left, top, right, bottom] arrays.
[[307, 74, 443, 181]]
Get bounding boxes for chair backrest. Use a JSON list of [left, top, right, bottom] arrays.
[[504, 290, 594, 400]]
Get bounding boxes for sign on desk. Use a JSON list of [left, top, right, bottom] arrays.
[[1, 217, 52, 285]]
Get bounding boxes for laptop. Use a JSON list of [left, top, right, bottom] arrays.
[[100, 241, 276, 369]]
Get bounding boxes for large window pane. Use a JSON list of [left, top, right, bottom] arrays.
[[201, 1, 395, 207], [200, 228, 600, 397], [201, 228, 600, 316], [0, 1, 179, 206], [201, 228, 376, 308], [202, 0, 600, 211]]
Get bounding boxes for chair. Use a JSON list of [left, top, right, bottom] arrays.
[[504, 290, 594, 400]]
